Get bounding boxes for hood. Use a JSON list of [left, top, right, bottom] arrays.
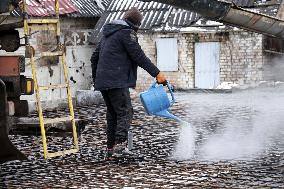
[[103, 19, 131, 38]]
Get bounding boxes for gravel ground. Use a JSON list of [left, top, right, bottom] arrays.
[[1, 88, 284, 188]]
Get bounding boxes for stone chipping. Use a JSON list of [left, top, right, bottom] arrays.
[[1, 90, 284, 188]]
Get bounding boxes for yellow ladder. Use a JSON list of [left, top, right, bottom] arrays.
[[23, 0, 79, 159]]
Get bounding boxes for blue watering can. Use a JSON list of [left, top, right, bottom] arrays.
[[140, 82, 183, 122]]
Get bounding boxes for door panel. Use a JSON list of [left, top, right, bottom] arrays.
[[195, 42, 220, 89], [156, 38, 178, 71]]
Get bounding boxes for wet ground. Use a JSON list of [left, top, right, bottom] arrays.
[[1, 87, 284, 188]]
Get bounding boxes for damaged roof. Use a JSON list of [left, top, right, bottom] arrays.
[[93, 0, 200, 40], [68, 0, 111, 17], [229, 0, 281, 16], [93, 0, 282, 42], [104, 0, 200, 29]]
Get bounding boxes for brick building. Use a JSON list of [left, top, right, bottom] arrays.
[[94, 0, 283, 91]]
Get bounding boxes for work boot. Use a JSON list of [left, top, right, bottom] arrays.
[[114, 140, 128, 155], [104, 148, 114, 160], [113, 140, 137, 158]]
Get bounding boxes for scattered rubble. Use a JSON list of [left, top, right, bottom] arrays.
[[1, 91, 283, 188]]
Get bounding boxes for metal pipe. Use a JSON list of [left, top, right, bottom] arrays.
[[149, 0, 284, 39]]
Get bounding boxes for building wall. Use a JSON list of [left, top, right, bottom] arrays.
[[137, 32, 194, 91], [136, 31, 265, 91], [219, 31, 264, 86]]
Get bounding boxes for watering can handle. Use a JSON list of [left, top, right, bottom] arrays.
[[167, 82, 175, 105], [151, 81, 175, 105]]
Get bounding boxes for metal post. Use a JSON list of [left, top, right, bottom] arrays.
[[55, 0, 60, 44], [23, 0, 29, 45], [0, 79, 26, 164], [128, 131, 133, 150]]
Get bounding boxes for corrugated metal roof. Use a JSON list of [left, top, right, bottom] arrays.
[[168, 9, 200, 27], [93, 0, 200, 41], [24, 0, 78, 17], [92, 0, 281, 43], [67, 0, 111, 17]]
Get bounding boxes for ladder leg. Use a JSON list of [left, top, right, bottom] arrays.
[[29, 48, 49, 159], [61, 52, 79, 150]]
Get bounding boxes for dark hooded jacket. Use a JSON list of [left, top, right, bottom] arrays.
[[91, 19, 160, 90]]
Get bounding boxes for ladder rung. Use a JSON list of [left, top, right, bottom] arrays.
[[39, 84, 68, 90], [27, 19, 59, 24], [41, 51, 63, 57], [47, 148, 78, 158], [27, 24, 57, 31], [44, 116, 72, 124]]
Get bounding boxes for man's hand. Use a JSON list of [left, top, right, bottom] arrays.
[[156, 72, 167, 85]]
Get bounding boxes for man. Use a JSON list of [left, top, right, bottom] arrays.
[[91, 7, 167, 159]]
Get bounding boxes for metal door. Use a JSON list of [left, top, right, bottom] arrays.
[[195, 42, 220, 89]]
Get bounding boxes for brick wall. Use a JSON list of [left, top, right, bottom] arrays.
[[136, 31, 265, 91], [219, 31, 264, 86]]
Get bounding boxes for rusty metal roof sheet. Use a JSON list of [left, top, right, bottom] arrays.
[[12, 0, 110, 17], [24, 0, 78, 17]]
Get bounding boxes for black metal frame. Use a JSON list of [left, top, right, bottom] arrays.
[[0, 78, 26, 164]]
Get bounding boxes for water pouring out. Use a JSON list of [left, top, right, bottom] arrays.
[[140, 82, 196, 160], [171, 121, 196, 160]]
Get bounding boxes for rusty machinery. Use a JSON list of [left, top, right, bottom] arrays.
[[0, 56, 34, 116], [0, 56, 34, 163]]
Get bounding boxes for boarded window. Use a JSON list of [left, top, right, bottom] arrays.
[[156, 38, 178, 71], [264, 36, 284, 54]]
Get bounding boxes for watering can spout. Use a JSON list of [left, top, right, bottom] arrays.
[[154, 110, 183, 122]]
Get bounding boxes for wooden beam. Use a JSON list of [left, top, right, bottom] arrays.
[[0, 21, 23, 31]]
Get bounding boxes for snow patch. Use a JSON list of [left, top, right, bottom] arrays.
[[216, 82, 239, 89]]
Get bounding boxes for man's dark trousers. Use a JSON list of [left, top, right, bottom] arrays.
[[100, 88, 133, 149]]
